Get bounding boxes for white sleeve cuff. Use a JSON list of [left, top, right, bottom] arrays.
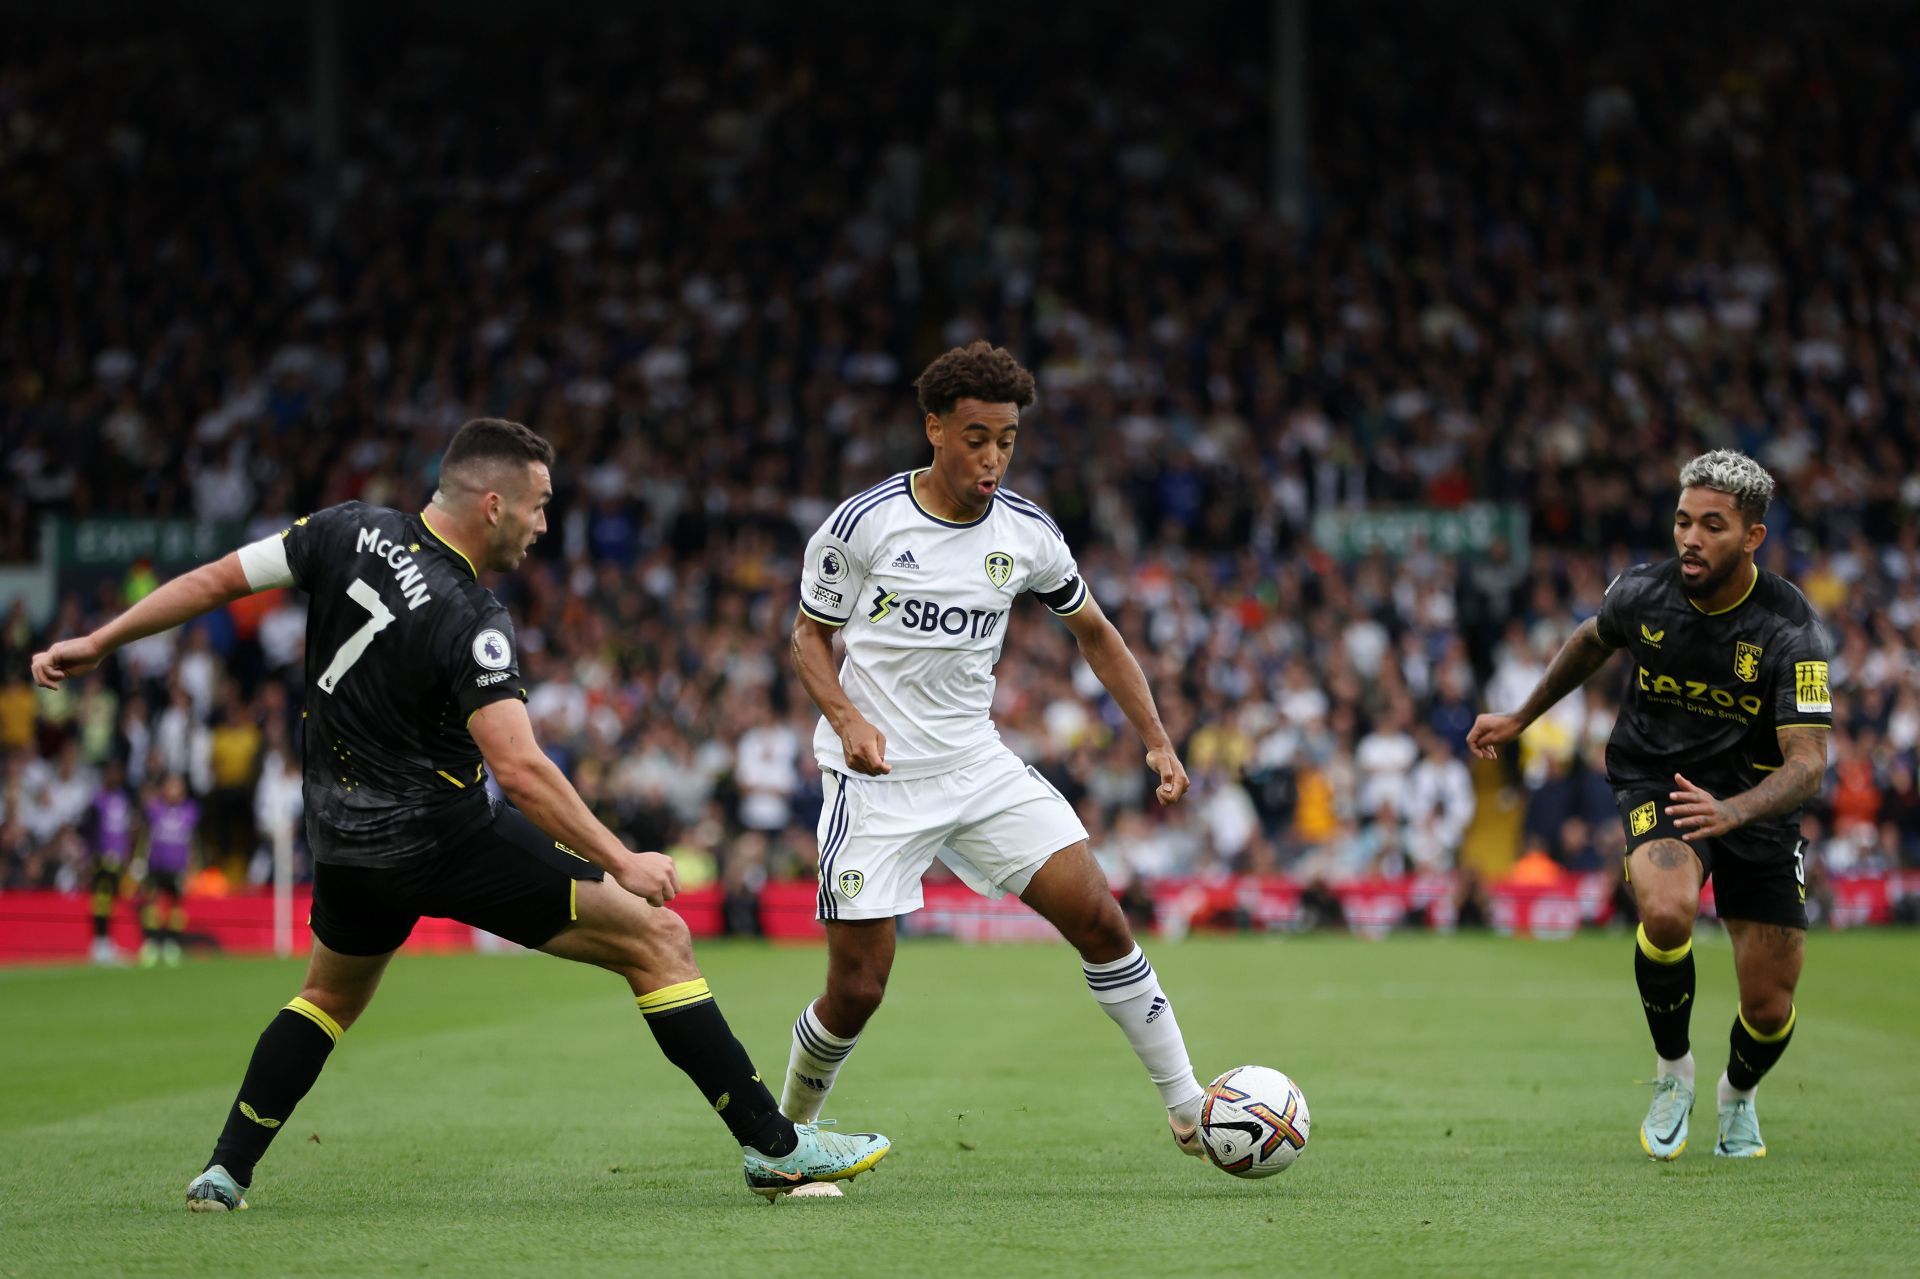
[[238, 533, 296, 591]]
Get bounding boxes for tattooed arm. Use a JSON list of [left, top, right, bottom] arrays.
[[1666, 726, 1830, 841], [1467, 617, 1618, 759]]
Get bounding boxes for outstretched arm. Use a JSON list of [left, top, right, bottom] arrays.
[[1467, 616, 1618, 759], [1058, 597, 1188, 805], [468, 698, 679, 905], [31, 553, 253, 688]]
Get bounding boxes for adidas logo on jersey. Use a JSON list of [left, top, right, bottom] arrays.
[[890, 549, 921, 569]]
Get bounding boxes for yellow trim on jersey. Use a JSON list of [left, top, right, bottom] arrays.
[[1752, 762, 1778, 773], [436, 769, 467, 789], [466, 694, 525, 730], [420, 510, 479, 578], [635, 978, 713, 1017], [1688, 564, 1758, 615], [798, 597, 849, 627], [569, 879, 579, 922], [1740, 1004, 1796, 1043], [1636, 923, 1693, 965], [285, 996, 344, 1043]]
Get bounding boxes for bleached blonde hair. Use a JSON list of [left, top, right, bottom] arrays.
[[1679, 449, 1774, 523]]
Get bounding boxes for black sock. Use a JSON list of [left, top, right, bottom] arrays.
[[638, 979, 797, 1157], [207, 1001, 341, 1187], [91, 910, 110, 941], [1634, 925, 1695, 1061], [1726, 1006, 1795, 1091]]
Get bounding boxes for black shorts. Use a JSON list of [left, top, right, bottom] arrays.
[[310, 804, 604, 956], [1616, 789, 1807, 929], [91, 864, 123, 901]]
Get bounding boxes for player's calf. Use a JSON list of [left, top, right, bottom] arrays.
[[1046, 889, 1135, 965], [1024, 845, 1206, 1133], [817, 968, 887, 1033], [636, 976, 809, 1162], [782, 1002, 861, 1123], [1081, 943, 1206, 1130], [782, 920, 891, 1120], [200, 997, 344, 1197], [1715, 1002, 1795, 1158]]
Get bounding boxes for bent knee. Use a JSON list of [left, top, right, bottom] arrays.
[[650, 904, 694, 956], [612, 906, 699, 987], [296, 985, 369, 1032], [1638, 904, 1697, 952], [1064, 908, 1134, 962], [839, 968, 889, 1015], [1739, 993, 1796, 1036]]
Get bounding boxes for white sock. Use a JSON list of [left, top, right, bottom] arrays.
[[781, 1002, 859, 1123], [1657, 1051, 1696, 1089], [1717, 1071, 1756, 1105], [1083, 945, 1205, 1123]]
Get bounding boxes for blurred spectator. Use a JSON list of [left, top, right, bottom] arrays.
[[1406, 730, 1474, 870], [205, 683, 263, 875], [140, 774, 198, 965], [734, 705, 802, 833]]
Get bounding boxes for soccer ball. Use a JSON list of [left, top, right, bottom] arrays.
[[1198, 1065, 1310, 1178]]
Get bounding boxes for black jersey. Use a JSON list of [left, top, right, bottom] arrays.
[[280, 502, 528, 867], [1595, 559, 1833, 836]]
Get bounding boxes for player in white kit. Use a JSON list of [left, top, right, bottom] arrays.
[[784, 341, 1209, 1164]]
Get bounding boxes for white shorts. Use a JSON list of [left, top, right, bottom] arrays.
[[815, 748, 1090, 921]]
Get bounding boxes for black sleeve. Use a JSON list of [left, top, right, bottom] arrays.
[[283, 502, 365, 593], [1594, 568, 1642, 649], [447, 605, 527, 723], [1772, 616, 1834, 730]]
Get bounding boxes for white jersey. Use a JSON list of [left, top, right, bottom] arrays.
[[799, 469, 1089, 781]]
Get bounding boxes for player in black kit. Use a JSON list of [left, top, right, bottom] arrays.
[[31, 419, 889, 1208], [1469, 450, 1831, 1163]]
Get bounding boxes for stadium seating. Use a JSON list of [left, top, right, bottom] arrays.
[[2, 4, 1917, 934]]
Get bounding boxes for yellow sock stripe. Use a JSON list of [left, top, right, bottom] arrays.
[[1739, 1003, 1796, 1043], [285, 996, 344, 1044], [636, 978, 712, 1017], [436, 769, 467, 789], [1636, 924, 1693, 964]]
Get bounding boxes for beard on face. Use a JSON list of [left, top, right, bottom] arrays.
[[1678, 552, 1742, 599], [486, 520, 532, 571]]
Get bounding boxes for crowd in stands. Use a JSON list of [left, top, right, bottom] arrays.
[[4, 4, 1920, 912]]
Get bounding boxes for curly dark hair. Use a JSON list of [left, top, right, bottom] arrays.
[[913, 341, 1037, 417]]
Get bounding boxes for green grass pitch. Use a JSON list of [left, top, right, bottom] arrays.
[[2, 932, 1915, 1277]]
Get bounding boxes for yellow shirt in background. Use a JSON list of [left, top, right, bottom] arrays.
[[210, 722, 263, 788], [0, 682, 37, 751]]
